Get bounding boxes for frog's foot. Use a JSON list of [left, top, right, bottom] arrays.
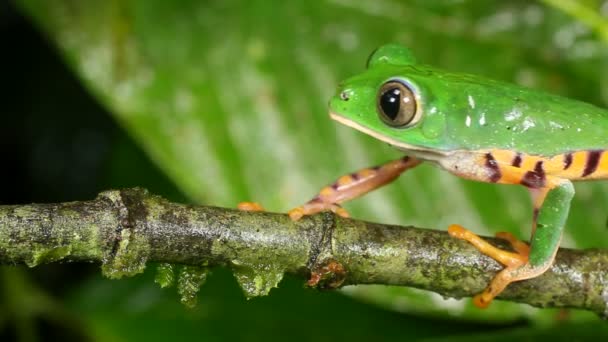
[[495, 231, 530, 256], [448, 224, 547, 308], [237, 202, 266, 212], [288, 198, 349, 221], [448, 225, 528, 266]]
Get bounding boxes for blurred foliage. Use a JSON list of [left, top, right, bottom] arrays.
[[5, 0, 608, 340]]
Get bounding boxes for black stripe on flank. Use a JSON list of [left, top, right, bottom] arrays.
[[521, 171, 545, 189], [485, 153, 501, 182], [521, 160, 546, 189], [563, 153, 573, 170], [583, 150, 602, 177], [350, 173, 360, 181], [534, 160, 545, 175], [511, 153, 522, 167]]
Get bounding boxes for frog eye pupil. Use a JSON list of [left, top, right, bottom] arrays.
[[377, 80, 417, 127], [380, 88, 401, 120]]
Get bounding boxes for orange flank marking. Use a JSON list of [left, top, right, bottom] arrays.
[[519, 154, 541, 172], [561, 151, 587, 178], [482, 149, 608, 183], [489, 149, 516, 164], [498, 172, 520, 184], [544, 155, 565, 173], [598, 152, 608, 174], [555, 150, 607, 179]]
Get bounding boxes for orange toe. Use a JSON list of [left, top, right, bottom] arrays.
[[448, 224, 526, 267], [237, 202, 265, 212], [288, 207, 305, 221], [495, 231, 530, 256], [333, 207, 350, 218], [473, 293, 492, 309]]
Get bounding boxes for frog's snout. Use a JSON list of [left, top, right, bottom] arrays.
[[329, 86, 353, 114]]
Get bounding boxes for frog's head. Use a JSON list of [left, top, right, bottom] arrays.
[[329, 44, 449, 156]]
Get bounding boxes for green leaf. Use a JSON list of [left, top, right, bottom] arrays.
[[16, 0, 608, 323]]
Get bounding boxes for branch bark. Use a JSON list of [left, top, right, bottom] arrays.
[[0, 188, 607, 316]]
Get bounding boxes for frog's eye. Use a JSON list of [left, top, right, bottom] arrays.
[[377, 80, 417, 127]]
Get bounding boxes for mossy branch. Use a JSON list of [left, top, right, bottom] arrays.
[[0, 188, 607, 315]]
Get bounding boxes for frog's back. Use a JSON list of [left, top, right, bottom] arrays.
[[422, 69, 608, 181], [415, 66, 608, 156]]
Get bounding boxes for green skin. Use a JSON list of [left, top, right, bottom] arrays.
[[326, 44, 607, 293], [330, 44, 608, 156]]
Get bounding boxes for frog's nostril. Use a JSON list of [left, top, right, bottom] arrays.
[[340, 90, 350, 101]]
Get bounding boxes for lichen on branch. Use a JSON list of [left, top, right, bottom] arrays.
[[0, 188, 607, 316]]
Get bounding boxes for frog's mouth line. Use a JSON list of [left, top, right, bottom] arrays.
[[329, 111, 448, 159]]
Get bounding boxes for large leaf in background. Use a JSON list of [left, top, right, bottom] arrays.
[[16, 0, 608, 323]]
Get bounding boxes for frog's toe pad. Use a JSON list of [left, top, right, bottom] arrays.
[[447, 224, 470, 239], [473, 293, 492, 308], [237, 202, 266, 212], [333, 206, 350, 218], [288, 202, 350, 221], [287, 207, 306, 221]]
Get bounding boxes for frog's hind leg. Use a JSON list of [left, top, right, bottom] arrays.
[[449, 161, 574, 307]]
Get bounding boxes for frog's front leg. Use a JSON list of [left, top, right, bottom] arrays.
[[288, 156, 421, 220], [449, 161, 574, 307]]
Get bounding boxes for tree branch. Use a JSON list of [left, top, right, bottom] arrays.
[[1, 188, 607, 315]]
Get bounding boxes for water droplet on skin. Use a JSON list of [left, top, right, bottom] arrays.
[[467, 95, 476, 109], [505, 109, 522, 122], [478, 113, 486, 126], [521, 116, 536, 131]]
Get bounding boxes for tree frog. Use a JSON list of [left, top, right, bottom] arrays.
[[287, 44, 608, 308]]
